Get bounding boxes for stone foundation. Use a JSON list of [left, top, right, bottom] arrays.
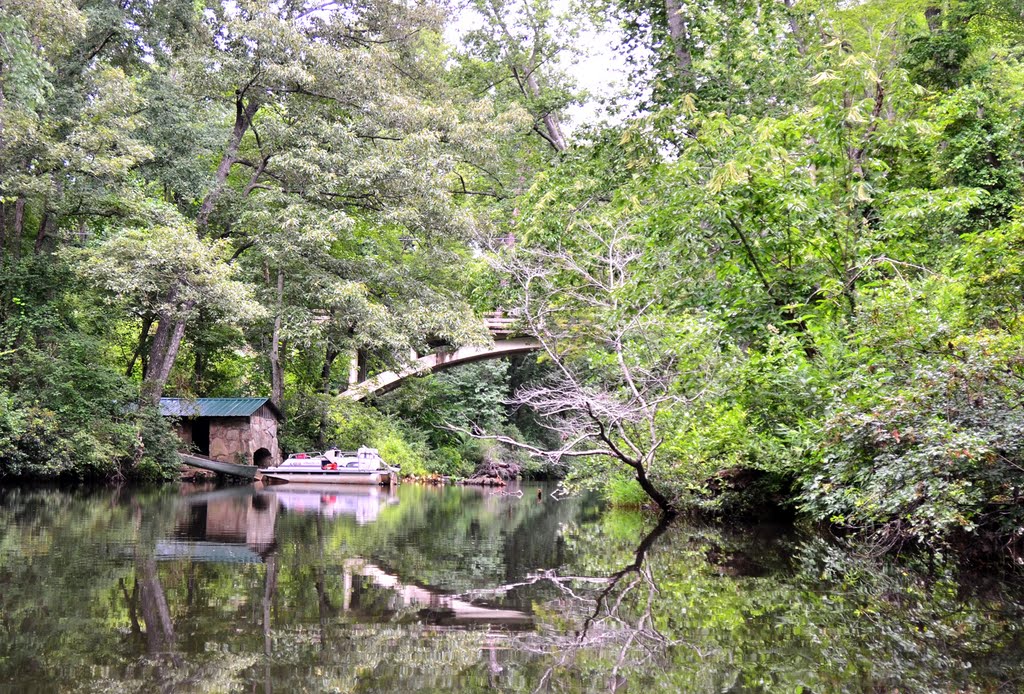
[[204, 406, 280, 466]]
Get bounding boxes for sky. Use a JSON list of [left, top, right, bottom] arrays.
[[443, 2, 632, 131]]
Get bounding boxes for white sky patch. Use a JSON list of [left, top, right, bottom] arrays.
[[562, 23, 632, 129], [443, 3, 632, 133]]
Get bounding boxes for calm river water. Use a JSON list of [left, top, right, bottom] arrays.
[[1, 482, 1023, 693]]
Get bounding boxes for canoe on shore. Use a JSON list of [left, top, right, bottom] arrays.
[[179, 452, 259, 479]]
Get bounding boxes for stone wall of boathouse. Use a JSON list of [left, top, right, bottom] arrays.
[[207, 405, 280, 466]]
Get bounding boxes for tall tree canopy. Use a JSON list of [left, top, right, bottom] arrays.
[[0, 0, 532, 480], [3, 0, 1024, 554]]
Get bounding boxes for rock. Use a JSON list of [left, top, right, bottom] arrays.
[[465, 458, 521, 485], [179, 465, 217, 482]]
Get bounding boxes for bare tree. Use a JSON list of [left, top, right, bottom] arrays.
[[466, 216, 726, 515]]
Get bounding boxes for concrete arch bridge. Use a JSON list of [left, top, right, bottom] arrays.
[[341, 313, 540, 401]]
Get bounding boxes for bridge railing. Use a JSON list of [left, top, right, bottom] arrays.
[[315, 310, 520, 336], [482, 311, 520, 338]]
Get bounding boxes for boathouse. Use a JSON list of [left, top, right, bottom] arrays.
[[160, 397, 282, 466]]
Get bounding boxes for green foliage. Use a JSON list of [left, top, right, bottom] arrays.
[[373, 433, 430, 477], [377, 361, 513, 443], [469, 0, 1024, 550], [1, 0, 1024, 557], [803, 331, 1024, 546], [134, 407, 186, 481], [427, 445, 475, 478], [319, 398, 394, 451], [0, 0, 529, 482], [314, 398, 431, 476], [603, 475, 648, 508], [375, 359, 558, 478], [0, 253, 178, 482], [0, 391, 178, 482], [68, 221, 262, 325], [957, 216, 1024, 326]]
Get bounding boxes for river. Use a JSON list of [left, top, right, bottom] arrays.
[[0, 482, 1022, 692]]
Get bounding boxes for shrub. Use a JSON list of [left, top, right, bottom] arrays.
[[372, 432, 430, 477], [0, 392, 179, 482], [429, 445, 474, 478], [322, 398, 394, 450], [604, 475, 649, 508], [800, 333, 1024, 547]]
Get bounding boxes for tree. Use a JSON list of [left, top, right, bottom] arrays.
[[68, 219, 261, 403], [461, 0, 578, 152], [471, 212, 728, 514], [608, 0, 808, 112]]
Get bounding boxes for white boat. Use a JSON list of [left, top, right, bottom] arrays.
[[258, 447, 398, 485]]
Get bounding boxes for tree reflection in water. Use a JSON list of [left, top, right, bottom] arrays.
[[508, 517, 677, 693], [493, 511, 1024, 693], [0, 486, 1023, 692]]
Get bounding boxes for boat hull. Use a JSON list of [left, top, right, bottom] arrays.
[[259, 469, 389, 485], [180, 453, 258, 479]]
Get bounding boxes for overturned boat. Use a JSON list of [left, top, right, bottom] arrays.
[[259, 447, 398, 485]]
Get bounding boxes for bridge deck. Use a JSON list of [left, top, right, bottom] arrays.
[[343, 336, 541, 401]]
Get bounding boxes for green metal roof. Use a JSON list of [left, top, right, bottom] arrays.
[[159, 397, 280, 419]]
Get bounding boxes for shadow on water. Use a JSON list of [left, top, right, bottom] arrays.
[[0, 483, 1023, 692]]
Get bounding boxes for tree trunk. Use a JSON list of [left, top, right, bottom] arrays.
[[0, 202, 6, 266], [580, 514, 674, 638], [34, 180, 63, 255], [315, 514, 332, 651], [120, 577, 142, 637], [193, 348, 206, 394], [262, 554, 278, 656], [141, 287, 194, 405], [137, 555, 175, 654], [316, 343, 340, 448], [270, 269, 285, 409], [321, 344, 339, 395], [0, 198, 23, 314], [523, 70, 567, 151], [663, 0, 694, 81], [126, 316, 154, 378], [10, 195, 25, 261], [33, 210, 55, 254], [782, 0, 807, 56], [4, 161, 31, 262], [633, 463, 674, 515], [196, 97, 261, 231]]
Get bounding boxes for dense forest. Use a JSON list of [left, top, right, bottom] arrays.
[[2, 0, 1024, 554]]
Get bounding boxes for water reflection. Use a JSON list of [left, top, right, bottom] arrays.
[[162, 487, 278, 561], [0, 484, 1022, 692], [347, 559, 532, 627], [164, 485, 400, 564], [162, 485, 533, 628], [268, 485, 398, 523]]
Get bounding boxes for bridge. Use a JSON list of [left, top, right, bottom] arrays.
[[341, 313, 541, 401]]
